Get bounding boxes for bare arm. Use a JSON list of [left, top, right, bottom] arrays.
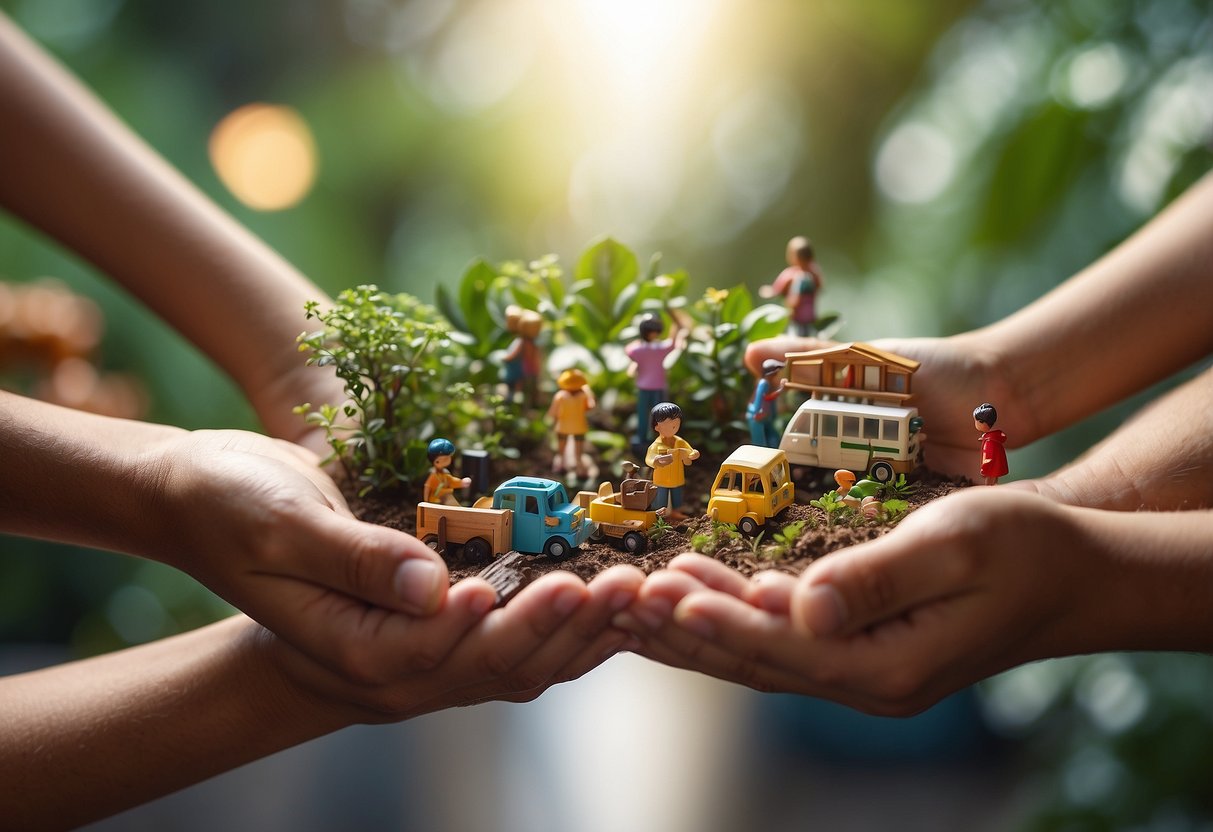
[[982, 171, 1213, 443], [0, 14, 340, 445], [3, 560, 643, 830]]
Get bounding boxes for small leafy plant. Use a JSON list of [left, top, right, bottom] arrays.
[[648, 514, 676, 542], [809, 490, 850, 528], [296, 285, 469, 495], [690, 520, 741, 556], [762, 519, 808, 560]]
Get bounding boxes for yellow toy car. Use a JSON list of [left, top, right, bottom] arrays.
[[706, 445, 795, 535]]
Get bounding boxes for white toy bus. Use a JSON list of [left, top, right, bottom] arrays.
[[778, 398, 924, 482]]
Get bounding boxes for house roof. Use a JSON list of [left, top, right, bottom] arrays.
[[785, 341, 920, 373]]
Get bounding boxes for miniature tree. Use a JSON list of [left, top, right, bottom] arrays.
[[296, 284, 470, 495]]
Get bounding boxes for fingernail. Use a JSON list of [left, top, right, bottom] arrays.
[[394, 558, 443, 615], [552, 586, 584, 618], [805, 584, 847, 636]]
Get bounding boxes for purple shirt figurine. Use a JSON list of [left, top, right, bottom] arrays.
[[626, 339, 676, 391]]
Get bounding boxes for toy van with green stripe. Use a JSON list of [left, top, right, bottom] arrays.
[[778, 398, 924, 482]]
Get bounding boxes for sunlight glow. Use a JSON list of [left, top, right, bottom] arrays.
[[208, 104, 317, 211]]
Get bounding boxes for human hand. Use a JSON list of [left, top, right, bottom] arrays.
[[144, 428, 498, 676], [262, 565, 645, 723], [746, 334, 1022, 478], [616, 488, 1213, 715]]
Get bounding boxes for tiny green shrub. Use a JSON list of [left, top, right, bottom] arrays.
[[296, 285, 469, 495]]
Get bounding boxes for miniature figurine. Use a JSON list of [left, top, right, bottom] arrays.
[[973, 402, 1008, 485], [423, 437, 472, 505], [644, 402, 700, 522], [547, 367, 596, 478], [833, 468, 881, 508], [747, 358, 787, 448], [760, 235, 825, 337], [625, 312, 685, 456], [500, 305, 544, 407]]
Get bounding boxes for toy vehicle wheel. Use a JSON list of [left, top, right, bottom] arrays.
[[421, 534, 440, 551], [543, 537, 571, 559], [463, 537, 492, 561], [738, 516, 762, 536], [590, 527, 605, 543], [621, 530, 647, 554], [869, 461, 895, 483]]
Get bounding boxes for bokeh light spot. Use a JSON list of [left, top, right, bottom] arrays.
[[209, 104, 318, 211]]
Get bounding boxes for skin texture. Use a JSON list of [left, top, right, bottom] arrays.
[[617, 171, 1213, 715], [3, 566, 644, 831], [0, 15, 646, 826]]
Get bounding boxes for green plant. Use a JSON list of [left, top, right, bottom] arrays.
[[690, 519, 741, 556], [880, 498, 910, 521], [677, 285, 788, 450], [883, 474, 918, 500], [762, 519, 808, 560], [809, 490, 851, 528], [648, 514, 676, 542], [296, 285, 469, 495], [745, 530, 766, 558]]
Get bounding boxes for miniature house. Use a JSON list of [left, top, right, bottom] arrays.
[[784, 342, 919, 405]]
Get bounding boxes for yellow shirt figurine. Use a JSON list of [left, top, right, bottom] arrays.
[[644, 402, 699, 521], [547, 368, 596, 477]]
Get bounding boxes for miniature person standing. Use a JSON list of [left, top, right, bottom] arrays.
[[423, 437, 471, 504], [548, 368, 596, 478], [973, 402, 1008, 485], [501, 305, 544, 407], [760, 236, 825, 337], [645, 402, 700, 522], [625, 313, 684, 455], [747, 358, 787, 448]]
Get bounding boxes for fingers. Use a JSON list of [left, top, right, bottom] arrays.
[[426, 565, 646, 709], [665, 553, 752, 597], [792, 496, 982, 637], [744, 335, 837, 376], [285, 511, 451, 616], [268, 576, 497, 686]]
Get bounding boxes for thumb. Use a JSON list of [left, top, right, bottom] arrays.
[[791, 497, 978, 637], [292, 511, 450, 615]]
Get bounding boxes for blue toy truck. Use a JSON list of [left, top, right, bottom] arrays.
[[416, 476, 595, 560]]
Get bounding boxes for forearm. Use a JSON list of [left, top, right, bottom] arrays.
[[1034, 363, 1213, 511], [0, 390, 180, 554], [1, 616, 347, 830], [1066, 506, 1213, 655], [0, 15, 334, 437], [982, 172, 1213, 441]]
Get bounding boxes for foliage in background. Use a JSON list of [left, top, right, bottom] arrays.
[[434, 238, 786, 452]]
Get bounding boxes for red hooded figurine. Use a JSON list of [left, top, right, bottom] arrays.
[[973, 402, 1007, 485]]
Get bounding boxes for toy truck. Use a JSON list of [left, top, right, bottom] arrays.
[[576, 462, 664, 554], [417, 476, 595, 560], [706, 445, 796, 535]]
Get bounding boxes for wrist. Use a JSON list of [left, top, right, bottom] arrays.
[[1062, 507, 1213, 654]]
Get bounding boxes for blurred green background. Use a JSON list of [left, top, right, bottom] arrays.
[[1, 0, 1210, 827]]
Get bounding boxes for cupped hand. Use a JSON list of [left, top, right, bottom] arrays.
[[616, 488, 1112, 716], [145, 428, 499, 679], [263, 565, 645, 724], [745, 333, 1026, 478]]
